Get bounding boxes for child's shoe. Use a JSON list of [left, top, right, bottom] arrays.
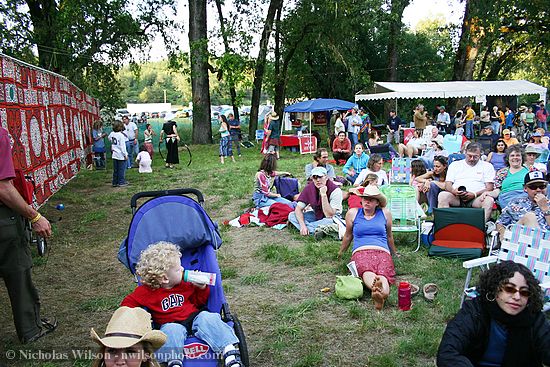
[[223, 349, 243, 367]]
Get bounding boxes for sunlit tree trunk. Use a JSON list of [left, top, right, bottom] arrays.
[[189, 0, 212, 144]]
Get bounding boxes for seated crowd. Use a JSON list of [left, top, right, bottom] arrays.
[[250, 105, 550, 312]]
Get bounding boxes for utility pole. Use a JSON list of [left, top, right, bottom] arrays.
[[163, 90, 167, 103]]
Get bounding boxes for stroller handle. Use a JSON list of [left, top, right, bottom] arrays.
[[130, 188, 205, 209]]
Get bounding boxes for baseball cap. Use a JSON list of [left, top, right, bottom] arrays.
[[311, 167, 327, 177], [524, 170, 547, 185], [502, 129, 511, 135]]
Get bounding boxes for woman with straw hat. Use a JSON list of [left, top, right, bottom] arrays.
[[338, 186, 398, 310], [91, 306, 167, 367]]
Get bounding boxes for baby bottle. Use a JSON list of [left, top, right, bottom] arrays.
[[183, 270, 217, 286]]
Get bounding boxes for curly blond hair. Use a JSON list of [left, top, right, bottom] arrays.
[[136, 242, 181, 289]]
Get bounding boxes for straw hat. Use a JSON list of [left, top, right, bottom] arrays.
[[356, 185, 387, 208], [91, 307, 166, 350], [270, 111, 280, 120]]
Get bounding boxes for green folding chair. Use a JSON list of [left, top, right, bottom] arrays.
[[380, 185, 424, 250]]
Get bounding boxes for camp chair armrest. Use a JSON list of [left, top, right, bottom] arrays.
[[463, 255, 498, 269]]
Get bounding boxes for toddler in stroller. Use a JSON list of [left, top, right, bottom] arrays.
[[118, 188, 248, 367]]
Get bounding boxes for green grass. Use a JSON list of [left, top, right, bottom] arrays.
[[0, 142, 481, 367]]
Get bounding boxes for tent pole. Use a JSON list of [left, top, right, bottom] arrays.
[[309, 111, 312, 154]]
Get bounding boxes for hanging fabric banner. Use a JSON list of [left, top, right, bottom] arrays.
[[0, 53, 100, 207]]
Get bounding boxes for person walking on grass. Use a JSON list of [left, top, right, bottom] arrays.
[[108, 120, 129, 187], [219, 114, 235, 164]]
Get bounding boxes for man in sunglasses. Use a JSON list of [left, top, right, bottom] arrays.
[[496, 170, 550, 240]]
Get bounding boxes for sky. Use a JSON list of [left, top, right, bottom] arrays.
[[147, 0, 465, 61]]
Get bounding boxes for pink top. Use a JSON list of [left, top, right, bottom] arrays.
[[0, 127, 15, 181]]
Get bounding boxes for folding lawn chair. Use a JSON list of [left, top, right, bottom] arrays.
[[390, 157, 412, 184], [462, 224, 550, 310], [427, 208, 485, 260], [443, 134, 462, 154], [380, 185, 424, 250], [255, 129, 265, 143]]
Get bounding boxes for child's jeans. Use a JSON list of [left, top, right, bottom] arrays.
[[112, 159, 126, 186], [156, 311, 239, 363]]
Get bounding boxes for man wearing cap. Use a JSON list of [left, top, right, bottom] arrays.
[[436, 106, 450, 134], [123, 115, 138, 169], [265, 111, 281, 159], [438, 142, 496, 222], [496, 171, 550, 239], [386, 110, 402, 144], [0, 126, 57, 343], [288, 166, 343, 237], [479, 125, 500, 146], [502, 129, 519, 146]]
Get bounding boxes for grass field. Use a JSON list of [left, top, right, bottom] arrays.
[[0, 141, 477, 367]]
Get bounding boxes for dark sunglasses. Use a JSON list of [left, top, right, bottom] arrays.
[[527, 183, 547, 190], [501, 284, 530, 298], [312, 175, 324, 180]]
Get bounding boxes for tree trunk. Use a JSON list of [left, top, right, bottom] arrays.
[[26, 0, 62, 72], [384, 0, 409, 118], [385, 0, 409, 82], [214, 0, 240, 121], [452, 0, 482, 81], [189, 0, 212, 144], [249, 0, 283, 137]]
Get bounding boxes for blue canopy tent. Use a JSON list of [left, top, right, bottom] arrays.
[[283, 98, 356, 135]]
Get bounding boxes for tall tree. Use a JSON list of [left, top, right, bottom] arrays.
[[214, 0, 239, 120], [385, 0, 410, 81], [189, 0, 212, 144], [248, 0, 283, 137], [0, 0, 179, 107]]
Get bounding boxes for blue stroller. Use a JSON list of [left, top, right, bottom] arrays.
[[118, 188, 249, 366]]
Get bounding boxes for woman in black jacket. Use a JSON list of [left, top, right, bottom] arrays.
[[437, 261, 550, 367]]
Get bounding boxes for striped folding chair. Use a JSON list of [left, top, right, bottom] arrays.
[[462, 224, 550, 310]]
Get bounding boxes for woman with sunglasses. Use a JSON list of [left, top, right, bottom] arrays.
[[437, 260, 550, 367]]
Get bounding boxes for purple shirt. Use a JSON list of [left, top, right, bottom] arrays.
[[296, 179, 339, 220], [0, 127, 15, 181]]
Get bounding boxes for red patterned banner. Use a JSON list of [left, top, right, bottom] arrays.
[[0, 53, 100, 207]]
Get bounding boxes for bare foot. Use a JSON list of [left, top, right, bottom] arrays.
[[372, 288, 385, 310], [373, 276, 384, 291]]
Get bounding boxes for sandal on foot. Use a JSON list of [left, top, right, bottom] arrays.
[[24, 317, 58, 343], [423, 283, 438, 302], [223, 350, 243, 367]]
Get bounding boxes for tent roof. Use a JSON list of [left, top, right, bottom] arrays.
[[355, 80, 547, 101], [284, 98, 355, 113]]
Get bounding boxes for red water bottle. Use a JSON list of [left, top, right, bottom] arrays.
[[398, 282, 412, 311]]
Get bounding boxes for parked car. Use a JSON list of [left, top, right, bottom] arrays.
[[115, 108, 130, 120]]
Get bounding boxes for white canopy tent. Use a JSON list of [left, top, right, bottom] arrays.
[[355, 80, 547, 102], [356, 80, 547, 117]]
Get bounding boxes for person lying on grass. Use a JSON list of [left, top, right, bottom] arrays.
[[338, 186, 398, 310], [121, 241, 244, 367], [437, 261, 550, 367]]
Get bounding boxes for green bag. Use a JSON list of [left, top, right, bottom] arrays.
[[335, 275, 363, 299]]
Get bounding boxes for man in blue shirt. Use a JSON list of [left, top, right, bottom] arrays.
[[386, 110, 402, 144]]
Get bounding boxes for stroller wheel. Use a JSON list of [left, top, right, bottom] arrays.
[[232, 315, 249, 367]]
